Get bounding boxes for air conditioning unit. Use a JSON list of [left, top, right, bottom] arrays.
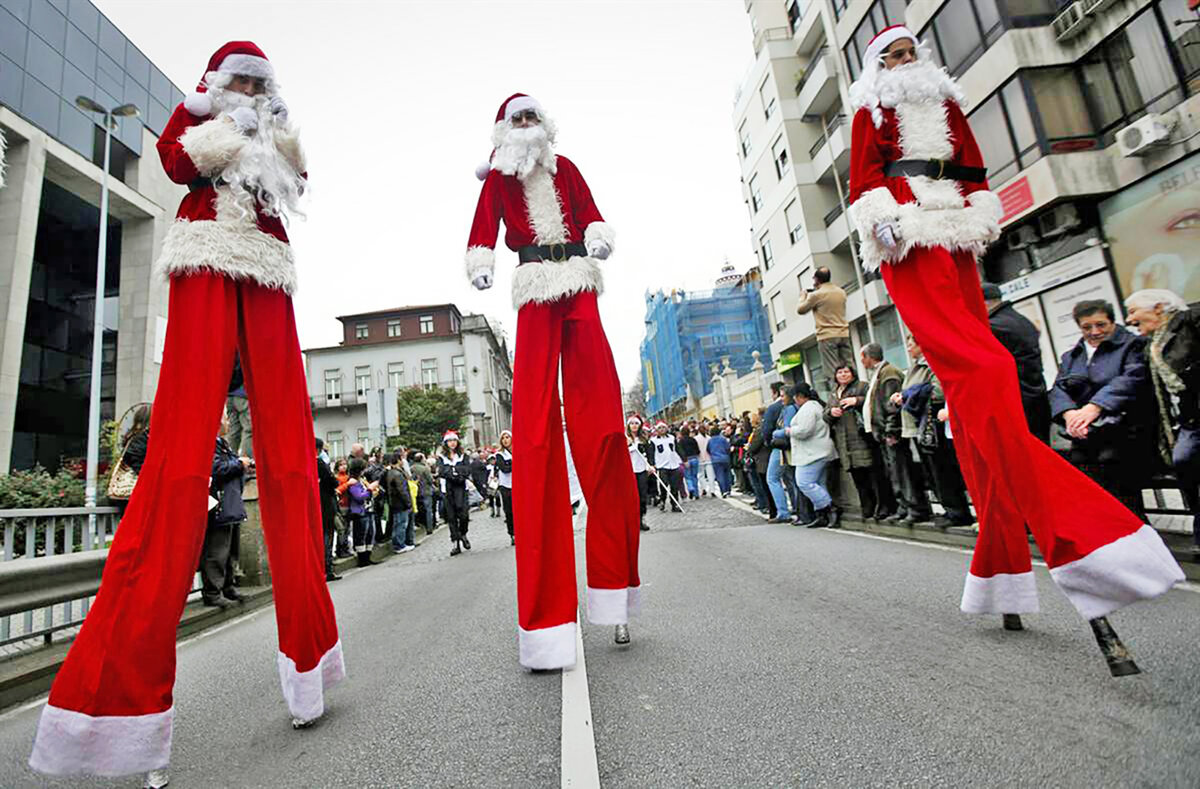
[[1037, 204, 1081, 238], [1080, 0, 1120, 15], [1053, 3, 1092, 41], [1007, 224, 1039, 251], [1116, 114, 1173, 157]]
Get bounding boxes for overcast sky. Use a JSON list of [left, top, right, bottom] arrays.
[[94, 0, 757, 386]]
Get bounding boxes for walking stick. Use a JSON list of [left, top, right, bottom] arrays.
[[633, 447, 685, 513]]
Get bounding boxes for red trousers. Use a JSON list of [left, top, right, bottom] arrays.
[[30, 274, 344, 777], [512, 291, 642, 669], [881, 247, 1183, 619]]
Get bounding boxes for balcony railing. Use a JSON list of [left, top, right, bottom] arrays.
[[794, 45, 829, 96], [823, 203, 845, 227], [809, 133, 827, 158]]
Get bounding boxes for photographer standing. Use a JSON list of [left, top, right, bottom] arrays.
[[796, 267, 853, 385]]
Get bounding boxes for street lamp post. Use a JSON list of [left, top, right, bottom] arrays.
[[75, 97, 139, 526]]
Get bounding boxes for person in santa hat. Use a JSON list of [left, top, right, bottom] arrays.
[[465, 93, 643, 665], [847, 26, 1184, 674], [437, 430, 473, 556], [496, 430, 515, 545], [28, 42, 344, 783]]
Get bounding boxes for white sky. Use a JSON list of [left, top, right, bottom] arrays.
[[94, 0, 758, 387]]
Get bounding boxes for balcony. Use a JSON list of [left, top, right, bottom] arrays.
[[824, 203, 852, 250], [311, 391, 363, 410], [794, 48, 839, 117], [811, 115, 850, 182]]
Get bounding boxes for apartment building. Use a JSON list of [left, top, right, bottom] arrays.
[[736, 0, 1200, 391], [1, 0, 187, 471], [303, 304, 513, 456]]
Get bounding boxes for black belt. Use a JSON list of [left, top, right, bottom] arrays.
[[884, 159, 987, 183], [518, 243, 588, 263], [188, 176, 227, 192]]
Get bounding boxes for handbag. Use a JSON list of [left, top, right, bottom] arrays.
[[106, 438, 140, 500]]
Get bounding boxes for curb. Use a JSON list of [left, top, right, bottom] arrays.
[[720, 493, 1200, 582], [0, 520, 446, 714]]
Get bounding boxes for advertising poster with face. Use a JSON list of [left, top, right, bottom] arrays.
[[1100, 152, 1200, 305]]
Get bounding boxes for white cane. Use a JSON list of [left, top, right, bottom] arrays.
[[634, 447, 685, 513]]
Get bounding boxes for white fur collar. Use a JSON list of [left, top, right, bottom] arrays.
[[849, 58, 966, 128]]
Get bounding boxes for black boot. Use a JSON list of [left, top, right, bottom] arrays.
[[450, 541, 462, 557], [640, 520, 649, 532], [826, 507, 842, 529], [355, 552, 370, 567], [1090, 616, 1141, 677], [461, 536, 471, 550], [1002, 614, 1024, 631], [804, 508, 831, 528]]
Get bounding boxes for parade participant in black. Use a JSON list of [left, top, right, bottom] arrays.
[[650, 421, 684, 512], [496, 431, 515, 545], [201, 416, 249, 607], [626, 415, 653, 531], [315, 438, 341, 581], [437, 431, 472, 556]]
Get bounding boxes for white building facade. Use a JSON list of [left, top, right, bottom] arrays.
[[304, 304, 513, 457], [736, 0, 1200, 392]]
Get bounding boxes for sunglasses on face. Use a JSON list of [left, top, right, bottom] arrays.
[[511, 110, 540, 124], [885, 47, 917, 62]]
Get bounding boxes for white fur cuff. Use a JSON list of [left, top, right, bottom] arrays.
[[465, 246, 496, 282], [273, 125, 306, 174], [29, 704, 173, 776], [960, 571, 1039, 615], [966, 189, 1003, 224], [179, 118, 247, 175], [1049, 524, 1184, 620], [849, 187, 900, 238], [584, 221, 616, 255], [518, 621, 577, 669], [277, 639, 346, 724]]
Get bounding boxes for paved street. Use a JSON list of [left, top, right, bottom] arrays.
[[0, 497, 1198, 787]]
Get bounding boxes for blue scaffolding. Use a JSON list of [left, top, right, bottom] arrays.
[[640, 280, 773, 418]]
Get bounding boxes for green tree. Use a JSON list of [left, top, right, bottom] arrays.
[[394, 386, 471, 454]]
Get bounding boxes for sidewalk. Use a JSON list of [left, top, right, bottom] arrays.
[[719, 490, 1200, 582]]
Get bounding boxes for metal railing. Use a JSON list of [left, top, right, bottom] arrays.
[[809, 133, 827, 158], [0, 506, 120, 650], [823, 204, 845, 226]]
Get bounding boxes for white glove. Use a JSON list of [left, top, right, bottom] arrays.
[[229, 106, 258, 134], [874, 221, 900, 250], [586, 240, 611, 260], [268, 96, 288, 123], [472, 273, 493, 290]]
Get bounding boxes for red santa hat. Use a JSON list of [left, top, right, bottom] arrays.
[[442, 430, 460, 444], [626, 414, 645, 426], [500, 429, 513, 440], [860, 25, 917, 71], [183, 41, 276, 117], [654, 421, 668, 430], [474, 92, 547, 180]]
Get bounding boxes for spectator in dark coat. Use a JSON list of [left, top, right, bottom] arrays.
[[410, 453, 437, 536], [386, 451, 415, 553], [707, 425, 734, 497], [860, 343, 903, 520], [1125, 289, 1200, 549], [315, 438, 340, 582], [746, 409, 773, 514], [983, 282, 1052, 443], [469, 452, 490, 508], [824, 365, 886, 520], [1049, 299, 1154, 518], [201, 418, 249, 608]]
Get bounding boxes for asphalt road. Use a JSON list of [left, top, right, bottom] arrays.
[[0, 496, 1197, 787]]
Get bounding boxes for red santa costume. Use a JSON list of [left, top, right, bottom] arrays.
[[848, 27, 1183, 661], [465, 94, 642, 669], [29, 42, 343, 777]]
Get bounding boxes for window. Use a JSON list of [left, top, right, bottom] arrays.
[[452, 355, 466, 390], [761, 80, 777, 120], [324, 369, 341, 405], [419, 315, 434, 334], [739, 122, 752, 158], [357, 427, 372, 447], [843, 0, 910, 80], [787, 0, 802, 32], [355, 323, 368, 339], [326, 430, 344, 460], [387, 361, 404, 388], [760, 232, 774, 271], [921, 0, 1003, 78], [770, 292, 787, 332], [785, 200, 805, 245], [969, 91, 1020, 187], [831, 0, 848, 21], [772, 136, 790, 179], [749, 174, 763, 213], [387, 319, 401, 338], [1161, 0, 1200, 91], [421, 358, 438, 390], [1028, 68, 1099, 146], [355, 365, 371, 398]]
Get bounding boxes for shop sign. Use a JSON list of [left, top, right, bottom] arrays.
[[998, 177, 1034, 224], [999, 246, 1107, 302]]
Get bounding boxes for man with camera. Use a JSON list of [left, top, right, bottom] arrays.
[[796, 266, 854, 383]]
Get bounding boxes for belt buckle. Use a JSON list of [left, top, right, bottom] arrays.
[[934, 159, 946, 180], [548, 243, 567, 262]]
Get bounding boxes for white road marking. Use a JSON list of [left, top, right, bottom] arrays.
[[721, 495, 1200, 595], [560, 611, 601, 789]]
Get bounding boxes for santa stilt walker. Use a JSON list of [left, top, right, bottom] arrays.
[[29, 42, 344, 781], [465, 94, 642, 667], [847, 26, 1184, 674]]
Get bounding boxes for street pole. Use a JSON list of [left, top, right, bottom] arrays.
[[830, 153, 875, 344], [76, 98, 139, 538]]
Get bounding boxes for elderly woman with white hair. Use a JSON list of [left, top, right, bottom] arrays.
[[1125, 289, 1199, 549]]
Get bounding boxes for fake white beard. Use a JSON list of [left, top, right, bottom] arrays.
[[215, 94, 305, 220], [491, 125, 555, 180], [872, 59, 964, 109]]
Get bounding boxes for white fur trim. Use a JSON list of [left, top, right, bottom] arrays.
[[273, 124, 306, 174], [183, 91, 212, 117], [504, 95, 543, 121], [1048, 524, 1185, 620], [277, 639, 346, 724], [850, 57, 966, 129], [851, 186, 1002, 272], [583, 221, 616, 255], [896, 100, 953, 161], [849, 187, 900, 238], [960, 571, 1039, 615], [519, 621, 576, 669], [475, 161, 492, 180], [863, 26, 917, 71], [156, 196, 298, 295], [465, 245, 496, 282], [512, 256, 604, 310], [523, 166, 567, 245], [586, 585, 641, 625], [217, 53, 274, 81], [29, 704, 172, 776], [179, 117, 247, 175]]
